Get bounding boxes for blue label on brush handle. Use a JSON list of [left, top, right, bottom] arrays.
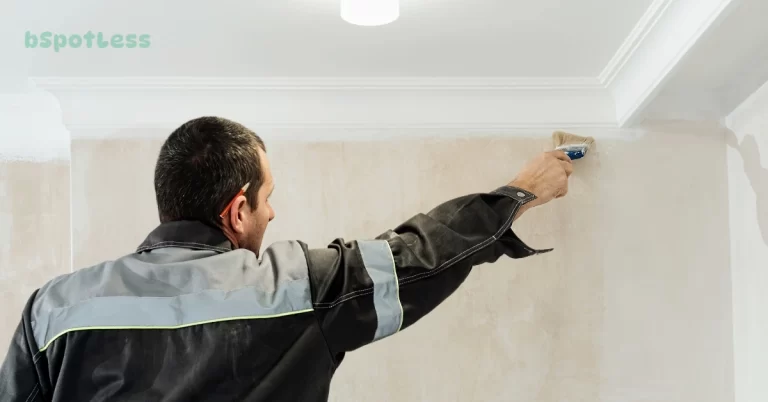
[[556, 145, 588, 160], [565, 149, 585, 160]]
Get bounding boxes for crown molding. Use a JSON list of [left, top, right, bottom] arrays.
[[600, 0, 740, 127], [598, 0, 673, 87], [32, 76, 618, 132], [31, 76, 603, 91]]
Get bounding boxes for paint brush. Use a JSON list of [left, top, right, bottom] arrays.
[[552, 131, 595, 160]]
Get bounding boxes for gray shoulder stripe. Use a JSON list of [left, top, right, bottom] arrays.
[[357, 240, 403, 341], [32, 240, 313, 351]]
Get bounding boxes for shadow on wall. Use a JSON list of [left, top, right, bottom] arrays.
[[726, 131, 768, 247]]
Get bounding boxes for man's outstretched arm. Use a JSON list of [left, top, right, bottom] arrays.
[[304, 151, 573, 359]]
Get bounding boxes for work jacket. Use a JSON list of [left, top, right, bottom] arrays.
[[0, 186, 550, 401]]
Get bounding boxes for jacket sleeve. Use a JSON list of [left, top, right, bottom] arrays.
[[305, 186, 552, 359], [0, 294, 44, 402]]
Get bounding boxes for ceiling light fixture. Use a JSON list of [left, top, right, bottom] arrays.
[[341, 0, 399, 26]]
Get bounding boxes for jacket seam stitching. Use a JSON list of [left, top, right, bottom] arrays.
[[398, 202, 517, 286], [491, 186, 537, 203], [313, 200, 520, 309], [312, 200, 475, 307]]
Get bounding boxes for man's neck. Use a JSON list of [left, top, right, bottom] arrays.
[[220, 225, 240, 249]]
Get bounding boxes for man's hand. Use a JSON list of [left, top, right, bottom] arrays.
[[509, 150, 573, 215]]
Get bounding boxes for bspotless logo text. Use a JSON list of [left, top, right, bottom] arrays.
[[25, 31, 151, 52]]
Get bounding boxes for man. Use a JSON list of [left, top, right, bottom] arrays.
[[0, 116, 573, 401]]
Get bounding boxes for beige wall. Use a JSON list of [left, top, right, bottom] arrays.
[[0, 161, 70, 355], [61, 124, 734, 401], [70, 136, 163, 266]]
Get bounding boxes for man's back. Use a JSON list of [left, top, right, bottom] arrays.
[[1, 187, 550, 401], [24, 223, 331, 401]]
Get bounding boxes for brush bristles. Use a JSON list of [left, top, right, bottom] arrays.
[[552, 131, 595, 148]]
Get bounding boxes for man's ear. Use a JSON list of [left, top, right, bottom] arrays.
[[227, 195, 249, 234]]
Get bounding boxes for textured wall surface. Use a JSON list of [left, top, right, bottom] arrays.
[[53, 124, 733, 402], [0, 161, 70, 356]]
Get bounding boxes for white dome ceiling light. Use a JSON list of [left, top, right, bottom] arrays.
[[341, 0, 399, 26]]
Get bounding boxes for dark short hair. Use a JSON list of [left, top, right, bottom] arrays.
[[154, 116, 266, 227]]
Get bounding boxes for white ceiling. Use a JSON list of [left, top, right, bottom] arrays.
[[21, 0, 653, 77]]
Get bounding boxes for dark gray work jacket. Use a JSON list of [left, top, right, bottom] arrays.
[[0, 186, 550, 401]]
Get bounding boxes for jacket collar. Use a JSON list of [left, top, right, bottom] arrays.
[[136, 220, 234, 254]]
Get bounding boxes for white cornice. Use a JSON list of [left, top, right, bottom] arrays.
[[32, 76, 603, 91], [598, 0, 674, 87], [601, 0, 741, 126], [33, 77, 618, 132]]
